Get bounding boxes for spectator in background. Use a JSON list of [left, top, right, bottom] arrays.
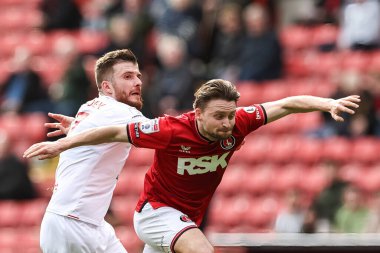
[[147, 34, 195, 116], [50, 36, 92, 117], [155, 0, 203, 58], [0, 47, 52, 114], [38, 0, 83, 31], [338, 0, 380, 51], [96, 15, 145, 67], [365, 191, 380, 232], [321, 71, 377, 137], [274, 189, 307, 233], [238, 3, 283, 82], [0, 131, 37, 200], [334, 185, 369, 233], [80, 0, 108, 32], [311, 160, 347, 232], [206, 2, 244, 82]]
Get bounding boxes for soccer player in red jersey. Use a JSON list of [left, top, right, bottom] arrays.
[[24, 79, 360, 253]]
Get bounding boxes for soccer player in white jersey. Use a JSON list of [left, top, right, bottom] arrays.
[[36, 49, 147, 253], [25, 79, 361, 253]]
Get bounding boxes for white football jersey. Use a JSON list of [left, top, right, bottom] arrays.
[[46, 95, 147, 226]]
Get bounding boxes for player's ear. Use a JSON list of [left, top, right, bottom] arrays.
[[194, 108, 202, 120], [101, 81, 114, 95]]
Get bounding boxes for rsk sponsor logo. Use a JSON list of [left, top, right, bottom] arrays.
[[177, 152, 229, 175]]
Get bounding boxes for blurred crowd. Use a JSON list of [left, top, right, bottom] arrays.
[[1, 0, 380, 236]]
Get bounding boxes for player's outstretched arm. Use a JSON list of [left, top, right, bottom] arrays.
[[262, 95, 361, 123], [23, 125, 129, 160]]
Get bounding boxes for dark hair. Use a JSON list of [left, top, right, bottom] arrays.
[[193, 79, 240, 110], [95, 49, 138, 90]]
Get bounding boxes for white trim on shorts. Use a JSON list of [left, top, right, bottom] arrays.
[[134, 203, 198, 253]]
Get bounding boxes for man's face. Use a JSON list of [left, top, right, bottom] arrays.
[[196, 99, 236, 141], [110, 61, 143, 110]]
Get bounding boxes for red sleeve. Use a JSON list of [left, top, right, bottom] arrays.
[[235, 104, 267, 135], [127, 117, 172, 149]]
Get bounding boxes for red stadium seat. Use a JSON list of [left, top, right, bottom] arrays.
[[235, 82, 263, 106], [299, 166, 328, 195], [266, 135, 298, 163], [115, 226, 144, 253], [230, 135, 272, 164], [292, 137, 323, 164], [124, 148, 154, 167], [111, 196, 139, 225], [22, 113, 48, 142], [0, 201, 22, 227], [311, 24, 339, 48], [243, 163, 275, 194], [356, 164, 380, 193], [321, 137, 352, 163], [341, 51, 371, 72], [350, 137, 380, 164], [218, 164, 249, 196], [270, 163, 304, 193], [338, 162, 365, 185], [19, 199, 48, 227], [280, 25, 313, 52]]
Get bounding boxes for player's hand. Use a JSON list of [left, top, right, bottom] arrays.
[[23, 141, 62, 160], [45, 112, 74, 137], [329, 95, 360, 122]]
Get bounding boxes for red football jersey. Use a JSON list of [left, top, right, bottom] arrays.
[[128, 105, 267, 225]]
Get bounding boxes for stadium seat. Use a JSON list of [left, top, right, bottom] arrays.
[[111, 196, 139, 225], [280, 25, 313, 52], [115, 226, 144, 253], [218, 164, 249, 196], [74, 29, 109, 54], [0, 114, 23, 141], [341, 51, 371, 72], [22, 113, 47, 142], [243, 163, 275, 194], [321, 137, 352, 163], [235, 82, 263, 106], [311, 24, 339, 49], [19, 199, 48, 227], [230, 135, 272, 164], [356, 164, 380, 193], [350, 137, 380, 164], [0, 228, 18, 250], [306, 52, 341, 77], [270, 163, 304, 193], [266, 135, 298, 163], [0, 201, 22, 227], [246, 195, 280, 229], [338, 162, 366, 185], [123, 148, 154, 167], [114, 167, 146, 196], [368, 51, 380, 72], [292, 137, 323, 164], [298, 166, 328, 196]]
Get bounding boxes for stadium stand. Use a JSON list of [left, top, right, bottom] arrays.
[[1, 1, 380, 252]]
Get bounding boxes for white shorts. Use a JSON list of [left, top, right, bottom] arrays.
[[133, 203, 197, 253], [40, 212, 127, 253]]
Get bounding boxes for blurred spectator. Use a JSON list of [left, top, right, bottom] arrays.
[[155, 0, 203, 58], [38, 0, 83, 31], [311, 160, 347, 232], [321, 71, 377, 137], [80, 0, 108, 32], [238, 3, 283, 82], [102, 0, 154, 67], [147, 34, 195, 116], [314, 0, 342, 25], [206, 2, 244, 81], [50, 37, 92, 117], [274, 189, 307, 233], [334, 185, 369, 233], [0, 131, 37, 200], [338, 0, 380, 51], [365, 191, 380, 232], [0, 47, 52, 114], [96, 15, 145, 67]]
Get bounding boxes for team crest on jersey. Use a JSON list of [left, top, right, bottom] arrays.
[[243, 106, 256, 113], [220, 136, 236, 150], [180, 214, 192, 223], [139, 119, 159, 134]]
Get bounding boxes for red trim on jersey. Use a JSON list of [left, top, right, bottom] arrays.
[[170, 225, 198, 253], [67, 214, 79, 220]]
